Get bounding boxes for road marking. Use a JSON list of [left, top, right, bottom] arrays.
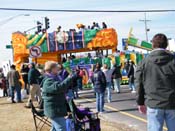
[[82, 97, 168, 131]]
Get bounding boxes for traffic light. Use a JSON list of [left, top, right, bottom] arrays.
[[37, 21, 42, 33], [45, 17, 50, 29]]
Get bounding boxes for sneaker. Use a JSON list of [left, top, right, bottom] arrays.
[[12, 101, 16, 103], [113, 90, 117, 93], [99, 110, 106, 114], [18, 101, 23, 103], [99, 112, 104, 115], [114, 90, 120, 93], [131, 90, 136, 93], [107, 100, 111, 103]]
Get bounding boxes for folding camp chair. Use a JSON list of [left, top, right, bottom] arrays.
[[30, 101, 51, 131], [68, 99, 101, 131]]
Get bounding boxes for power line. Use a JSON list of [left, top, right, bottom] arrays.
[[0, 8, 175, 12]]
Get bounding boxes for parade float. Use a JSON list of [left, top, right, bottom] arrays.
[[11, 27, 118, 87], [12, 28, 118, 69], [11, 27, 153, 87]]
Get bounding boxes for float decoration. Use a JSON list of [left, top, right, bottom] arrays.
[[127, 28, 152, 51], [11, 28, 118, 71], [26, 28, 118, 52], [127, 36, 152, 51], [12, 32, 28, 70]]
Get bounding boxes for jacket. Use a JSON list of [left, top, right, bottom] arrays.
[[7, 69, 20, 87], [135, 50, 175, 109], [102, 68, 114, 82], [28, 67, 41, 85], [0, 78, 6, 89], [112, 66, 122, 79], [42, 74, 77, 118], [128, 64, 135, 83], [21, 66, 29, 83], [92, 69, 106, 93], [124, 63, 130, 73]]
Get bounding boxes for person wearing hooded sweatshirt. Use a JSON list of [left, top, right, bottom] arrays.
[[25, 63, 41, 108], [136, 33, 175, 131], [92, 63, 106, 113]]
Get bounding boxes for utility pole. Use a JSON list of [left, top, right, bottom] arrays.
[[139, 13, 151, 42]]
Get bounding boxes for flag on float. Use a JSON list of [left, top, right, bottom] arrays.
[[128, 36, 152, 50], [127, 28, 152, 51]]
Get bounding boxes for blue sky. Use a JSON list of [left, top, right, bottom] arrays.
[[0, 0, 175, 65]]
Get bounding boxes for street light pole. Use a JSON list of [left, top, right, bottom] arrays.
[[0, 14, 30, 26], [1, 14, 30, 62], [139, 13, 151, 42]]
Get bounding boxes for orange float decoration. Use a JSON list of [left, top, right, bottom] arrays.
[[86, 28, 117, 49], [12, 32, 28, 71]]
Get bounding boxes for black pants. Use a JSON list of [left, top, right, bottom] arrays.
[[3, 89, 8, 97], [24, 82, 29, 95]]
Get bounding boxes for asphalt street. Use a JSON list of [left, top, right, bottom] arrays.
[[76, 85, 167, 131]]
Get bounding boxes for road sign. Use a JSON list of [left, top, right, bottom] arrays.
[[6, 45, 12, 49], [29, 46, 42, 58]]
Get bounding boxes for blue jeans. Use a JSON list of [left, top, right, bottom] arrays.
[[113, 78, 121, 92], [77, 77, 83, 90], [66, 118, 75, 131], [96, 92, 105, 112], [11, 86, 21, 102], [106, 82, 112, 102], [66, 89, 74, 101], [129, 82, 136, 91], [51, 117, 66, 131], [147, 107, 175, 131]]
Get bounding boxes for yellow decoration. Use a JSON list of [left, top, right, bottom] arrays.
[[120, 53, 126, 68], [36, 33, 46, 46], [27, 34, 38, 45], [130, 53, 136, 64], [26, 34, 32, 39], [109, 55, 115, 65]]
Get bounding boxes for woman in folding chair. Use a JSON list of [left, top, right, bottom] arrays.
[[42, 61, 77, 131]]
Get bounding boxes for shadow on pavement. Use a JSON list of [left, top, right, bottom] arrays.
[[111, 98, 136, 103], [0, 102, 13, 106]]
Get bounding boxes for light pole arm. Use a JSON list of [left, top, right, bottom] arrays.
[[0, 14, 30, 26]]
